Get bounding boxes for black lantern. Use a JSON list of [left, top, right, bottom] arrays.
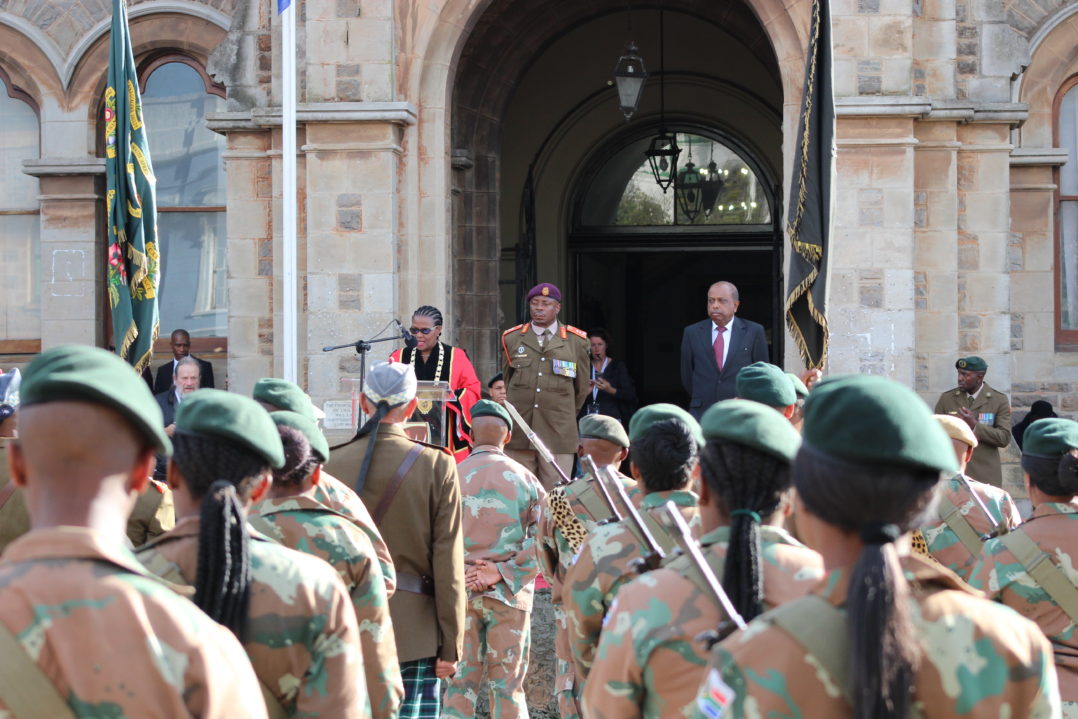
[[701, 160, 725, 217], [613, 42, 648, 122], [676, 160, 704, 222], [645, 130, 680, 193]]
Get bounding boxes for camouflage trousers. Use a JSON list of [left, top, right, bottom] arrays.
[[444, 595, 531, 719], [553, 604, 581, 719]]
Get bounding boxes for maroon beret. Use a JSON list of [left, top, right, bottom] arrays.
[[526, 283, 561, 302]]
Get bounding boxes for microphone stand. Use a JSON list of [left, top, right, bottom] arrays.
[[322, 334, 403, 427]]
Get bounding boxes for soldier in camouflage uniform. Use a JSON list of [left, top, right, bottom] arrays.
[[0, 345, 266, 717], [564, 405, 704, 683], [250, 410, 403, 719], [693, 376, 1059, 719], [585, 400, 821, 718], [443, 400, 547, 719], [535, 413, 639, 719], [254, 377, 396, 596], [922, 414, 1022, 581], [970, 417, 1078, 714], [137, 389, 370, 718]]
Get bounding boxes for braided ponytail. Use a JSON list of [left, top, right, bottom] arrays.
[[700, 441, 790, 622], [173, 432, 269, 640]]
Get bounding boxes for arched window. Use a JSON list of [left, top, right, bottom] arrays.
[[140, 56, 227, 339], [578, 132, 771, 227], [0, 68, 40, 346], [1057, 78, 1078, 349]]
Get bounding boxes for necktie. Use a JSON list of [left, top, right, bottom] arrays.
[[713, 326, 726, 372], [540, 330, 550, 348]]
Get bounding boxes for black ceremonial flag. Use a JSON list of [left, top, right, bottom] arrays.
[[785, 0, 834, 370]]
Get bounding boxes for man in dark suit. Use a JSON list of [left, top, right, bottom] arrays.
[[153, 329, 214, 394], [680, 281, 769, 419]]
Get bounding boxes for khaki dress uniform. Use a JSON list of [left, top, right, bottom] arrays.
[[934, 382, 1013, 487], [326, 424, 466, 665], [501, 323, 591, 490], [125, 477, 175, 547]]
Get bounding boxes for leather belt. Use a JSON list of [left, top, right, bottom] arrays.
[[396, 571, 435, 597]]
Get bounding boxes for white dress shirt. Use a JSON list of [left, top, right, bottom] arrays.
[[711, 317, 735, 369]]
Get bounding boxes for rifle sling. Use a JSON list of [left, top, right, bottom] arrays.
[[936, 495, 985, 557], [0, 620, 77, 719], [1000, 529, 1078, 626]]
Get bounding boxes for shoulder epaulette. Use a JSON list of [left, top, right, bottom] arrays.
[[502, 324, 524, 336], [566, 325, 588, 340]]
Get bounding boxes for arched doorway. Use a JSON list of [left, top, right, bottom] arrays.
[[569, 126, 781, 406]]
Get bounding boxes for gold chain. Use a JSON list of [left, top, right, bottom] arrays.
[[411, 341, 445, 414]]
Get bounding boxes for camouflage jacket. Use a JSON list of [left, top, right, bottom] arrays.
[[696, 554, 1060, 719], [584, 524, 822, 719], [536, 471, 641, 604], [970, 500, 1078, 703], [250, 494, 403, 719], [458, 445, 547, 611], [0, 527, 267, 717], [137, 515, 369, 717], [314, 470, 396, 597], [922, 473, 1021, 581], [564, 489, 699, 680]]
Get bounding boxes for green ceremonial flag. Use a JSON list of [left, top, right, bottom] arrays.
[[785, 0, 834, 370], [104, 0, 160, 372]]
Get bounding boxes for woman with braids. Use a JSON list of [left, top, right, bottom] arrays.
[[248, 411, 403, 719], [692, 375, 1060, 719], [136, 389, 371, 718], [585, 400, 822, 719], [389, 305, 482, 462], [970, 418, 1078, 714]]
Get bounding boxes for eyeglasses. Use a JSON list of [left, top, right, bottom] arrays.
[[409, 327, 436, 335]]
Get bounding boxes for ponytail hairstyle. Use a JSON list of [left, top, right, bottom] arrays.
[[273, 425, 318, 488], [699, 439, 791, 622], [412, 305, 443, 327], [172, 432, 270, 639], [1022, 449, 1078, 498], [793, 445, 940, 719]]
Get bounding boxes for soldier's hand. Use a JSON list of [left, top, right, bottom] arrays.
[[957, 407, 977, 429], [800, 368, 822, 390], [435, 659, 457, 679], [165, 423, 176, 437]]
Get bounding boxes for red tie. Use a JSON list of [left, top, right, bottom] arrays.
[[713, 326, 726, 372]]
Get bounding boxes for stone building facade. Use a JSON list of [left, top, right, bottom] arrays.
[[2, 0, 1078, 494]]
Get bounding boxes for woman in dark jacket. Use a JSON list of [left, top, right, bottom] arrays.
[[579, 328, 637, 424], [1011, 399, 1057, 450]]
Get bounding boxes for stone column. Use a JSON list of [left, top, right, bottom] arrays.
[[827, 99, 924, 383], [22, 159, 106, 350]]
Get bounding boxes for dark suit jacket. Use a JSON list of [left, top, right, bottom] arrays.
[[680, 317, 769, 418], [152, 390, 180, 480], [577, 358, 637, 423], [153, 356, 214, 394]]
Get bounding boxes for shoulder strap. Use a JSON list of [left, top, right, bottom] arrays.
[[680, 547, 726, 599], [259, 681, 290, 719], [1000, 529, 1078, 625], [0, 620, 78, 719], [639, 509, 677, 554], [135, 548, 196, 598], [768, 596, 851, 702], [936, 495, 984, 557], [574, 481, 615, 526], [371, 443, 425, 525], [0, 482, 17, 513]]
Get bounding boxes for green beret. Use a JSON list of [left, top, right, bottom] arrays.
[[700, 399, 801, 462], [1022, 418, 1078, 459], [175, 389, 284, 469], [628, 403, 704, 445], [802, 375, 957, 474], [471, 399, 512, 430], [736, 362, 797, 408], [955, 356, 987, 372], [20, 345, 171, 455], [253, 378, 315, 420], [786, 372, 810, 399], [579, 414, 630, 448], [271, 410, 329, 463]]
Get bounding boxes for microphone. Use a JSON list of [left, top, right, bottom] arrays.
[[396, 320, 419, 349]]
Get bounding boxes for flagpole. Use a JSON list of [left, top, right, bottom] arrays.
[[281, 0, 298, 383]]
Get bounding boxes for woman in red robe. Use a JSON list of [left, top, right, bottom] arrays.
[[389, 305, 482, 463]]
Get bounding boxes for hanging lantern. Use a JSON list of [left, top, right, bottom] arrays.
[[700, 160, 725, 217], [676, 160, 704, 222], [613, 42, 648, 122], [645, 130, 680, 193]]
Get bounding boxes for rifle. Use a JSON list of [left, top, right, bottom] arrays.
[[955, 473, 1010, 541], [502, 400, 572, 485], [579, 455, 622, 527], [658, 501, 747, 648], [588, 458, 664, 572]]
